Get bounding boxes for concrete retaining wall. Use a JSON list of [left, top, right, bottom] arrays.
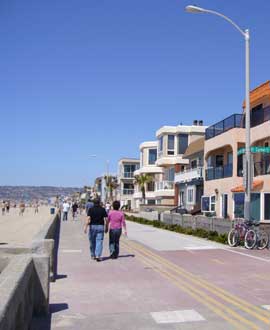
[[0, 254, 49, 330], [131, 212, 233, 235], [163, 213, 232, 235], [0, 211, 61, 330]]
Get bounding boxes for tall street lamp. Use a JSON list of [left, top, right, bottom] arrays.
[[185, 5, 251, 221]]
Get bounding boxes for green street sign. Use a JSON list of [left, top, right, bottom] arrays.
[[237, 146, 270, 156]]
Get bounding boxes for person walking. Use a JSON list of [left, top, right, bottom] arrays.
[[72, 201, 78, 220], [105, 201, 111, 214], [19, 201, 25, 216], [107, 200, 127, 259], [85, 199, 94, 214], [62, 200, 70, 221], [84, 198, 107, 262], [5, 201, 10, 214], [34, 201, 39, 214], [1, 201, 5, 216]]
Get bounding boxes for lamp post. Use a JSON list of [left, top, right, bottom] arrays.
[[185, 5, 251, 221]]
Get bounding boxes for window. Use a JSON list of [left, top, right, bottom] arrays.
[[234, 193, 261, 220], [159, 136, 163, 152], [164, 167, 175, 181], [178, 134, 188, 154], [265, 193, 270, 220], [210, 196, 216, 212], [215, 155, 224, 167], [187, 188, 194, 204], [237, 154, 243, 176], [147, 199, 156, 205], [234, 193, 244, 218], [227, 152, 233, 165], [201, 196, 210, 212], [148, 149, 157, 165], [191, 159, 197, 169], [251, 104, 264, 127], [167, 135, 175, 155]]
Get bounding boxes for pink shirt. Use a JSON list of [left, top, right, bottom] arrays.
[[108, 210, 126, 230]]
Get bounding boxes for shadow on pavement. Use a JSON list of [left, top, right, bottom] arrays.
[[55, 274, 67, 280], [30, 303, 69, 330], [102, 254, 135, 261]]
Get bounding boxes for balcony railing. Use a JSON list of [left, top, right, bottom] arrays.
[[155, 181, 174, 191], [205, 114, 244, 140], [175, 167, 203, 183], [122, 172, 134, 178], [205, 164, 233, 181], [254, 161, 270, 176], [122, 189, 134, 195]]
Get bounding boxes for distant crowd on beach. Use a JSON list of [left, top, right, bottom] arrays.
[[1, 200, 40, 216]]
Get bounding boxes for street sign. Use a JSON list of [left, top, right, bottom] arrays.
[[237, 146, 270, 155]]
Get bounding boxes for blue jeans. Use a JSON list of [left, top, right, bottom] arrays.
[[109, 228, 122, 258], [63, 211, 68, 221], [89, 225, 104, 258]]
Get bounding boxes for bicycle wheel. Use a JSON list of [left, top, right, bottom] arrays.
[[228, 229, 240, 247], [244, 229, 257, 249], [257, 230, 269, 250]]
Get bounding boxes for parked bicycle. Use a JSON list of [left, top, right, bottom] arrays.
[[228, 219, 269, 250]]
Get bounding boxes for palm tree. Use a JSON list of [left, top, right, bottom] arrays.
[[104, 175, 118, 202], [134, 174, 153, 204]]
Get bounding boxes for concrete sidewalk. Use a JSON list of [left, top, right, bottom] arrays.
[[31, 215, 270, 330]]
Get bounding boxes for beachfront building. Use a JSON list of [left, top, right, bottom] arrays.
[[133, 141, 163, 209], [155, 122, 207, 209], [174, 137, 204, 213], [118, 158, 140, 209], [202, 81, 270, 221]]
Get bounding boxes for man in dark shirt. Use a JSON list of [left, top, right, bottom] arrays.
[[84, 198, 107, 261]]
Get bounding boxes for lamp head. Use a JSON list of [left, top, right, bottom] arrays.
[[185, 5, 207, 14]]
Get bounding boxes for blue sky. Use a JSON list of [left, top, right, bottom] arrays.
[[1, 0, 270, 186]]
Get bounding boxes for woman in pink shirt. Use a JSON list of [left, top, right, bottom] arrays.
[[108, 201, 127, 259]]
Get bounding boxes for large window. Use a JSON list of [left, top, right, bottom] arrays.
[[234, 193, 261, 220], [159, 136, 163, 152], [167, 135, 175, 155], [187, 188, 194, 204], [201, 196, 210, 212], [123, 164, 138, 178], [251, 104, 264, 127], [265, 193, 270, 220], [201, 195, 215, 212], [178, 134, 188, 154], [164, 167, 175, 181], [148, 149, 157, 165]]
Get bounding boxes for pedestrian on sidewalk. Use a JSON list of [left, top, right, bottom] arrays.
[[19, 201, 25, 216], [34, 201, 39, 214], [84, 198, 108, 262], [62, 200, 70, 221], [5, 201, 10, 214], [105, 201, 111, 214], [72, 201, 78, 220], [85, 199, 93, 215], [107, 200, 127, 259], [1, 201, 5, 216]]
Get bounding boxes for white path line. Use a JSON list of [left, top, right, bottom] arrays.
[[222, 248, 270, 263], [151, 310, 205, 324]]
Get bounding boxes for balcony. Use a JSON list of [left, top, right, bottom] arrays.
[[175, 167, 203, 183], [122, 172, 134, 179], [205, 114, 244, 140], [122, 189, 134, 195], [154, 181, 174, 197], [254, 161, 270, 176], [205, 164, 233, 181]]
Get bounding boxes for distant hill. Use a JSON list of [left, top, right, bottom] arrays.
[[0, 186, 82, 202]]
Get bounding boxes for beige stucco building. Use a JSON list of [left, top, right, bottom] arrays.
[[203, 81, 270, 222]]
